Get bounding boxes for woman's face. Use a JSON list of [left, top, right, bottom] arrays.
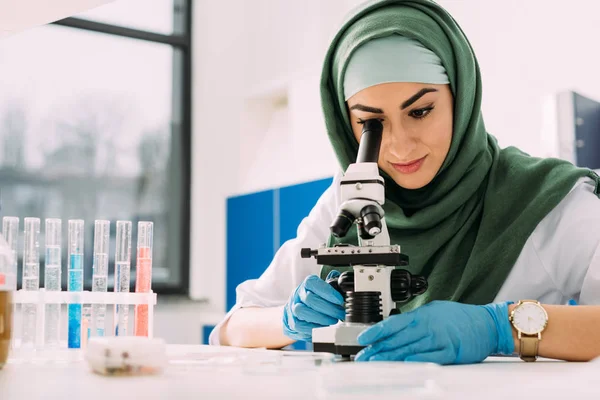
[[347, 82, 454, 189]]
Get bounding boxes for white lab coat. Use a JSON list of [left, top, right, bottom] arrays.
[[209, 172, 600, 345]]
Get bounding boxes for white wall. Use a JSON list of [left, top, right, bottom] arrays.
[[0, 0, 115, 38], [190, 0, 600, 313], [189, 0, 361, 310], [439, 0, 600, 156], [189, 0, 245, 311]]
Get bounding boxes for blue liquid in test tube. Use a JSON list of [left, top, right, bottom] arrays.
[[68, 220, 84, 349]]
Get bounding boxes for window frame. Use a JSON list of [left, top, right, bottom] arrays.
[[49, 1, 193, 295]]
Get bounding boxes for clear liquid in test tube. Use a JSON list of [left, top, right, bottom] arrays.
[[2, 217, 19, 290], [114, 221, 132, 336], [44, 218, 61, 347], [22, 218, 40, 348], [91, 220, 109, 337], [68, 220, 84, 349], [134, 221, 153, 337]]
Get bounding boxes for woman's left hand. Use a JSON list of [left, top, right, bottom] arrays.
[[355, 300, 515, 365]]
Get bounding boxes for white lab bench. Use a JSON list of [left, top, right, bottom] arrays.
[[1, 345, 599, 399]]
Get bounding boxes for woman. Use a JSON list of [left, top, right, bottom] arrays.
[[210, 0, 600, 364]]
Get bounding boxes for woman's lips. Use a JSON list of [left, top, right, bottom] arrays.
[[391, 156, 427, 174]]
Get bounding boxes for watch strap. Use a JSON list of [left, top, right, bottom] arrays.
[[520, 335, 539, 362]]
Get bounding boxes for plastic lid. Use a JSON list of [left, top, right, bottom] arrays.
[[316, 362, 443, 399], [239, 350, 336, 375]]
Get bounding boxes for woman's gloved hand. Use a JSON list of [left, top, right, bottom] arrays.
[[283, 271, 345, 342], [355, 300, 515, 364]]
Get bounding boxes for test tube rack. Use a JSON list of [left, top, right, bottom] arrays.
[[10, 289, 157, 348], [2, 217, 155, 350]]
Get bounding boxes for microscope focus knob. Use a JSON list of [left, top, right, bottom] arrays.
[[326, 271, 355, 299], [300, 248, 317, 259], [411, 275, 428, 295], [390, 269, 428, 303], [359, 205, 382, 239], [338, 271, 355, 294]]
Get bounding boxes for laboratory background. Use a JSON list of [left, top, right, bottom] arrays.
[[1, 0, 600, 345], [1, 0, 600, 343], [1, 0, 600, 397]]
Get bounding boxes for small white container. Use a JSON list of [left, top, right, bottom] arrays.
[[85, 336, 167, 376]]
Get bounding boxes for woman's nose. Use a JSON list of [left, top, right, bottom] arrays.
[[385, 124, 417, 158]]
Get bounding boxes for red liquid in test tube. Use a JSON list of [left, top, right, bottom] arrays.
[[134, 222, 153, 337]]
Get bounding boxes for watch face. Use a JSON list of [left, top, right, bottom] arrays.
[[512, 302, 548, 335]]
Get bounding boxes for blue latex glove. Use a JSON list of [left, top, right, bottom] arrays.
[[283, 271, 345, 342], [355, 300, 515, 364]]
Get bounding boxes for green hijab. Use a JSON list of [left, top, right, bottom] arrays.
[[319, 0, 600, 308]]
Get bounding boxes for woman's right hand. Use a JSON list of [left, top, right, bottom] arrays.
[[283, 271, 345, 342]]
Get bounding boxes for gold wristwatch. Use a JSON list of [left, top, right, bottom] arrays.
[[509, 300, 548, 362]]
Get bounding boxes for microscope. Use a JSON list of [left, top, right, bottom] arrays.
[[301, 119, 428, 358]]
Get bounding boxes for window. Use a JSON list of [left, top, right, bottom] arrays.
[[0, 0, 191, 294], [76, 0, 177, 35]]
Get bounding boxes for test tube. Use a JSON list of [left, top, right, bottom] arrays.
[[114, 221, 132, 336], [0, 238, 6, 289], [81, 305, 91, 349], [2, 217, 19, 290], [91, 220, 109, 337], [22, 218, 40, 348], [134, 221, 153, 337], [44, 219, 61, 347], [67, 220, 84, 349]]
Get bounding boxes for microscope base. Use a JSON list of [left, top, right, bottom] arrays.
[[312, 323, 371, 358], [313, 343, 364, 357]]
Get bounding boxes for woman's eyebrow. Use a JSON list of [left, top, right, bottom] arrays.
[[349, 88, 439, 113], [349, 104, 384, 113], [401, 88, 438, 110]]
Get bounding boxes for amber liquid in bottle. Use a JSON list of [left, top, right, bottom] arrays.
[[0, 291, 11, 369]]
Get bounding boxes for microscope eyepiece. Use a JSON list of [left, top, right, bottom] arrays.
[[356, 119, 383, 164]]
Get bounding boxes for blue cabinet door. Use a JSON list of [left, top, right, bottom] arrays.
[[202, 325, 215, 345], [226, 190, 275, 311], [277, 177, 332, 351], [278, 177, 334, 246], [225, 177, 334, 313]]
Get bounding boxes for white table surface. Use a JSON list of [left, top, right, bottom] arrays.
[[1, 345, 599, 400]]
